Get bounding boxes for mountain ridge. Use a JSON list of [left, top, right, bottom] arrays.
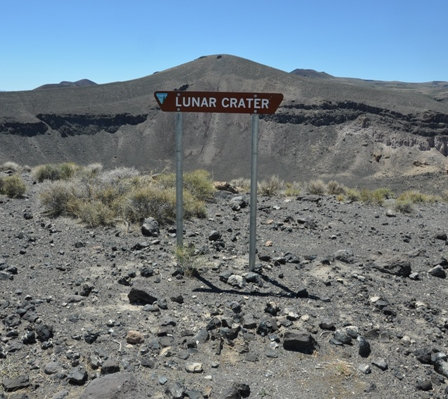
[[1, 54, 448, 192]]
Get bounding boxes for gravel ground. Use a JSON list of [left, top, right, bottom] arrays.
[[1, 172, 448, 398]]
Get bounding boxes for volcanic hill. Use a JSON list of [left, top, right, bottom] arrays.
[[1, 54, 448, 192]]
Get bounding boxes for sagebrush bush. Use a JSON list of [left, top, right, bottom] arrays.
[[0, 161, 21, 172], [123, 186, 175, 224], [345, 188, 361, 201], [395, 199, 414, 213], [258, 175, 284, 196], [184, 169, 215, 201], [326, 180, 347, 195], [359, 188, 393, 205], [32, 162, 79, 182], [40, 181, 77, 217], [36, 166, 212, 227], [0, 174, 26, 198], [230, 177, 251, 192], [72, 200, 115, 227], [397, 190, 438, 203], [307, 179, 326, 195]]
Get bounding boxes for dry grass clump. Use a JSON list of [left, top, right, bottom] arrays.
[[307, 179, 326, 195], [359, 188, 393, 205], [0, 161, 21, 172], [395, 199, 414, 214], [32, 162, 79, 182], [258, 175, 284, 196], [230, 177, 251, 192], [0, 174, 26, 198], [326, 180, 347, 195], [32, 162, 105, 182], [397, 190, 438, 203], [39, 180, 78, 217], [39, 166, 211, 227]]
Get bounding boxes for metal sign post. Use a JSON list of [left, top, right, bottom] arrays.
[[154, 91, 283, 268], [249, 114, 259, 271], [175, 112, 183, 249]]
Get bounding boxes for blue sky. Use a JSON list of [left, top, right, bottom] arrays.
[[1, 0, 447, 91]]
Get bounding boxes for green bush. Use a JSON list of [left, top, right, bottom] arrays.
[[284, 181, 301, 196], [184, 169, 215, 201], [0, 174, 26, 198]]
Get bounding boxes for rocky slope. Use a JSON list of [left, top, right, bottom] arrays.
[[2, 171, 448, 398], [1, 55, 448, 193]]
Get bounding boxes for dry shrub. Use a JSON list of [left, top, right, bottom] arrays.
[[32, 162, 79, 182], [97, 167, 140, 184], [0, 161, 21, 172], [123, 186, 176, 224], [40, 181, 77, 216], [0, 175, 26, 198], [72, 200, 115, 227], [359, 188, 393, 205], [345, 188, 361, 201], [326, 180, 347, 195], [258, 175, 284, 196], [397, 190, 437, 203], [395, 199, 414, 213], [230, 177, 251, 192], [39, 167, 208, 227], [307, 179, 326, 195]]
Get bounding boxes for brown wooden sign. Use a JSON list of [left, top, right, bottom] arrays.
[[154, 91, 283, 114]]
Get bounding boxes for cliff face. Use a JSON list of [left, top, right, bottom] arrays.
[[0, 54, 447, 192]]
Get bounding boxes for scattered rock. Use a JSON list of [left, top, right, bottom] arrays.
[[101, 358, 120, 375], [126, 330, 144, 345], [67, 366, 88, 385], [141, 217, 159, 237], [372, 358, 388, 371], [128, 284, 158, 305], [283, 331, 317, 354], [2, 375, 30, 392], [429, 265, 446, 278], [370, 254, 412, 277], [416, 379, 433, 391], [208, 230, 222, 241], [227, 274, 245, 288], [80, 372, 142, 399], [185, 362, 203, 373]]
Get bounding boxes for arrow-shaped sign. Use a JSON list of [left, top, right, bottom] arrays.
[[154, 91, 283, 114]]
